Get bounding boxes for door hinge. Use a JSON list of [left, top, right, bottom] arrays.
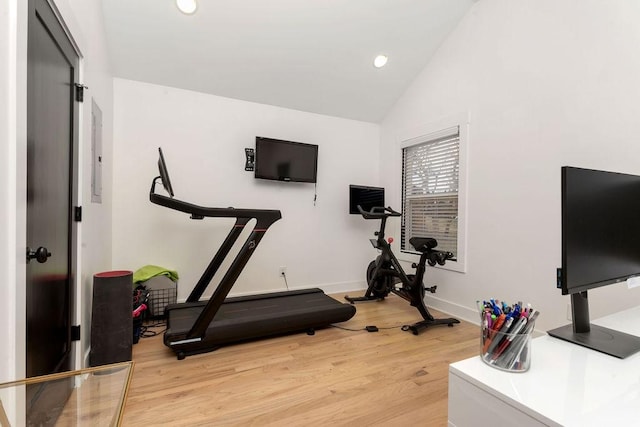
[[71, 325, 81, 341], [74, 83, 88, 102], [74, 206, 82, 222]]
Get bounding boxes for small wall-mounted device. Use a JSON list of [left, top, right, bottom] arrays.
[[245, 148, 254, 171]]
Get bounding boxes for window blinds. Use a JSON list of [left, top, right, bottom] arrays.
[[401, 127, 460, 257]]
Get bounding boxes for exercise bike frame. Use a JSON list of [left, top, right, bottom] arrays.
[[345, 206, 460, 334]]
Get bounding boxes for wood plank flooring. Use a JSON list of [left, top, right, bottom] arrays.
[[122, 293, 479, 426]]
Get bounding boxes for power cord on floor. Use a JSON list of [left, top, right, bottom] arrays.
[[331, 324, 366, 332], [141, 320, 167, 337], [330, 324, 407, 332], [281, 271, 289, 291]]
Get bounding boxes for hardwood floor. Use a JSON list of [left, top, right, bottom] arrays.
[[122, 293, 479, 426]]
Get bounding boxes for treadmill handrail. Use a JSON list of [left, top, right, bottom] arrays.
[[150, 177, 282, 227], [149, 176, 283, 340], [186, 217, 251, 303]]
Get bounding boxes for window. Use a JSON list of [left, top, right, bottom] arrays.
[[400, 115, 468, 272]]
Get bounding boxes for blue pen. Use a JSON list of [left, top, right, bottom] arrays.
[[512, 303, 520, 318], [491, 299, 501, 316]]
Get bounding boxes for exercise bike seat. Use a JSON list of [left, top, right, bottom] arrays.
[[409, 237, 438, 253]]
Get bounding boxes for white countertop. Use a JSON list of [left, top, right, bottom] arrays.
[[449, 305, 640, 426]]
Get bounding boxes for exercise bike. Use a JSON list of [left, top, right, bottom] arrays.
[[345, 206, 460, 334]]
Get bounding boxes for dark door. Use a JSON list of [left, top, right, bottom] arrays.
[[26, 0, 78, 378]]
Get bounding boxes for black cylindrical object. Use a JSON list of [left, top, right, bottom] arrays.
[[89, 270, 133, 366]]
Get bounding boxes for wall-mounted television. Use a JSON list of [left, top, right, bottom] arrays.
[[349, 185, 384, 214], [548, 166, 640, 358], [255, 137, 318, 183]]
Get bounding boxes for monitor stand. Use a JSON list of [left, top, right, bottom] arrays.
[[547, 291, 640, 359]]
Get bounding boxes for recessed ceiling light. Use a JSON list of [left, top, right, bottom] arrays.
[[176, 0, 198, 15], [374, 55, 388, 68]]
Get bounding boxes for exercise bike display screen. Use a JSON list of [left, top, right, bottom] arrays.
[[349, 185, 384, 214]]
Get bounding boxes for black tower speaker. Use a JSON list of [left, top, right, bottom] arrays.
[[89, 270, 133, 366]]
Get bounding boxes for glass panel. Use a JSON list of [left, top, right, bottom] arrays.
[[0, 362, 132, 427]]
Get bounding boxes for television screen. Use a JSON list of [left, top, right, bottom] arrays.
[[255, 137, 318, 183], [561, 166, 640, 295], [349, 185, 384, 214]]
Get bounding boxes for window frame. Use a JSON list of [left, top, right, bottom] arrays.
[[398, 113, 469, 273]]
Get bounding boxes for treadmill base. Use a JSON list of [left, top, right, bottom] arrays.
[[164, 288, 356, 359]]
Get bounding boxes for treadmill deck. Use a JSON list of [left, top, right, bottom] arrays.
[[164, 288, 356, 357]]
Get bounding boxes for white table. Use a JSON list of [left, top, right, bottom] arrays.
[[448, 306, 640, 427]]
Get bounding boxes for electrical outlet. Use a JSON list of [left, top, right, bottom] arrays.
[[566, 303, 572, 321], [279, 266, 287, 276]]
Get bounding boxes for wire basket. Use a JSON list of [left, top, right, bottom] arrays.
[[147, 286, 176, 319], [139, 275, 178, 320]]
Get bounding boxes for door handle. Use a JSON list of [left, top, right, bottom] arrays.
[[27, 246, 52, 263]]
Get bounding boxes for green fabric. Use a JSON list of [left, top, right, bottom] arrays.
[[133, 265, 179, 284]]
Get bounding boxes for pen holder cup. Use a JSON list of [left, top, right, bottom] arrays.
[[480, 324, 533, 373]]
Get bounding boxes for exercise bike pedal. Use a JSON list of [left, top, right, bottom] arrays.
[[344, 295, 384, 304], [424, 285, 437, 293]]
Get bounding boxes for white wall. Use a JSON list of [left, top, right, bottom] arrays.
[[380, 0, 640, 332], [1, 0, 114, 380], [112, 79, 380, 300]]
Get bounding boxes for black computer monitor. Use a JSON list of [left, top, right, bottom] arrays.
[[548, 166, 640, 358]]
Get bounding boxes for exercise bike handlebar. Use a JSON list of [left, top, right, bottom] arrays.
[[357, 205, 402, 220]]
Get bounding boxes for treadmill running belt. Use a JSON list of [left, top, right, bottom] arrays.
[[164, 288, 356, 358]]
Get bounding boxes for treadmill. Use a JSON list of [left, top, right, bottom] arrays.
[[150, 148, 356, 359]]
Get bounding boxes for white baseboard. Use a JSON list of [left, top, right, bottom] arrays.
[[425, 294, 481, 326], [316, 280, 367, 295], [237, 280, 367, 296], [179, 281, 368, 303]]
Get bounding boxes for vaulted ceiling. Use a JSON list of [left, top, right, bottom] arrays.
[[102, 0, 475, 123]]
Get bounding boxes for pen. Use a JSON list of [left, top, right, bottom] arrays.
[[503, 310, 539, 369], [482, 313, 506, 353], [490, 299, 501, 316], [486, 313, 515, 355], [492, 313, 506, 332], [491, 317, 528, 362], [483, 312, 490, 338]]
